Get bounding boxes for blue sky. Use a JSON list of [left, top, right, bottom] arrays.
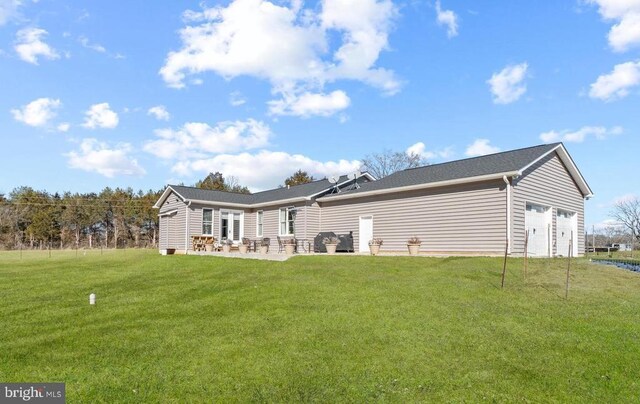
[[0, 0, 638, 229]]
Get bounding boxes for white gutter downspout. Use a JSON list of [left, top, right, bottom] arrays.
[[185, 201, 192, 254], [503, 176, 511, 254]]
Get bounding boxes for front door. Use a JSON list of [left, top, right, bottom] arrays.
[[359, 216, 373, 253]]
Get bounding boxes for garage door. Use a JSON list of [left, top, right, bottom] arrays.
[[556, 209, 575, 257], [525, 203, 550, 257]]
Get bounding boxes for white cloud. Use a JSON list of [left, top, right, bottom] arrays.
[[0, 0, 22, 26], [14, 27, 60, 64], [78, 35, 106, 53], [229, 91, 246, 107], [268, 90, 350, 117], [465, 139, 500, 157], [57, 122, 70, 132], [159, 0, 400, 115], [66, 138, 146, 178], [406, 142, 454, 160], [144, 119, 271, 160], [588, 0, 640, 52], [487, 63, 528, 104], [435, 0, 458, 38], [172, 150, 361, 191], [589, 60, 640, 101], [11, 97, 61, 127], [147, 105, 170, 121], [82, 103, 119, 129], [539, 125, 623, 143]]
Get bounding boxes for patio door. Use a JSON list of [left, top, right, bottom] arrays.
[[359, 216, 373, 253], [220, 210, 243, 243]]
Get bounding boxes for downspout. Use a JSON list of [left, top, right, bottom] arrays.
[[503, 176, 511, 254], [185, 201, 192, 254]]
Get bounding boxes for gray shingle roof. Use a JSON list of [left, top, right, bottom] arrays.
[[322, 143, 562, 198], [168, 175, 351, 206]]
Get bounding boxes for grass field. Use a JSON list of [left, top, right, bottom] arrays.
[[1, 250, 639, 402]]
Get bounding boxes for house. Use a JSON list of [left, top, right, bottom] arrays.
[[154, 142, 592, 257]]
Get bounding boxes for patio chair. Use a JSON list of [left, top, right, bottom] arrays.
[[242, 237, 253, 252]]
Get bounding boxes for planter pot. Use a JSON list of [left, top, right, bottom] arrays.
[[259, 245, 269, 254], [325, 243, 338, 255], [284, 244, 296, 255], [369, 244, 381, 256], [204, 244, 214, 252], [407, 244, 421, 255], [222, 244, 231, 253], [239, 244, 248, 254]]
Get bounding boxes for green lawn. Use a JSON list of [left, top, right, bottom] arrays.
[[1, 250, 639, 402]]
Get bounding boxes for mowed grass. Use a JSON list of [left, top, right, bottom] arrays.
[[1, 250, 639, 402]]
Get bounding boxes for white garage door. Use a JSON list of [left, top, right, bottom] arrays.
[[556, 209, 575, 257], [525, 203, 550, 257]]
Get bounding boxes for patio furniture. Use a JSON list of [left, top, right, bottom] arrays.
[[242, 237, 254, 252]]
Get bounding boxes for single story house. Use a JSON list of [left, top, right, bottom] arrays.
[[154, 142, 592, 257]]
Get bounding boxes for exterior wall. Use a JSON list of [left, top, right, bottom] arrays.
[[158, 191, 187, 251], [319, 180, 508, 253], [305, 202, 321, 240], [512, 152, 585, 256]]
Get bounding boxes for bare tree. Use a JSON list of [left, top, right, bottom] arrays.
[[361, 149, 427, 179], [611, 197, 640, 242]]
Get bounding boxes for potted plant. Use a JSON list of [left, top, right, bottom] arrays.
[[204, 238, 215, 252], [239, 239, 249, 254], [323, 236, 339, 255], [368, 238, 383, 256], [259, 238, 270, 254], [283, 238, 296, 255], [221, 239, 233, 253], [407, 236, 421, 255]]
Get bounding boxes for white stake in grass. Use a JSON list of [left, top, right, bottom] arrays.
[[89, 293, 96, 305]]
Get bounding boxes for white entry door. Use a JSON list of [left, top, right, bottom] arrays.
[[220, 210, 243, 243], [556, 209, 575, 257], [359, 216, 373, 253], [525, 203, 550, 257]]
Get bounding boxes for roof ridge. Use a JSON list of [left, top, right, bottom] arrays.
[[400, 142, 561, 173]]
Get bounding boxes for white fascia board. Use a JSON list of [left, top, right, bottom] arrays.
[[518, 144, 593, 198], [153, 186, 186, 209], [316, 171, 519, 202], [252, 197, 310, 208], [186, 196, 310, 209], [188, 199, 251, 209]]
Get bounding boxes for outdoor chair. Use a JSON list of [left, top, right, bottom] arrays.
[[242, 237, 253, 252], [277, 236, 283, 253]]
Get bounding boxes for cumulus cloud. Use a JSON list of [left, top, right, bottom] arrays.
[[172, 150, 362, 191], [66, 138, 146, 178], [143, 119, 271, 160], [14, 27, 59, 64], [589, 60, 640, 101], [147, 105, 170, 121], [588, 0, 640, 52], [11, 97, 61, 127], [465, 139, 500, 157], [229, 91, 246, 107], [539, 126, 623, 143], [435, 0, 458, 38], [268, 90, 350, 117], [82, 102, 119, 129], [406, 142, 454, 160], [57, 122, 70, 132], [159, 0, 400, 115], [0, 0, 22, 26], [487, 63, 528, 104]]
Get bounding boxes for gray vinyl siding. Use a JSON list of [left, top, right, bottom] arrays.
[[320, 180, 507, 253], [158, 191, 187, 251], [305, 202, 321, 240], [244, 210, 257, 239], [513, 152, 585, 256]]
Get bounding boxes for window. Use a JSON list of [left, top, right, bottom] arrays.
[[279, 207, 295, 236], [221, 211, 229, 240], [202, 209, 213, 235], [256, 211, 263, 237]]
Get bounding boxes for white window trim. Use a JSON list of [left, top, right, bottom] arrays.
[[279, 207, 295, 236], [202, 208, 214, 236], [256, 210, 263, 237]]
